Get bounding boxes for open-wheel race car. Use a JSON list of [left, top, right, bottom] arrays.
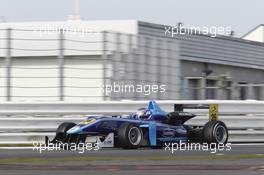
[[45, 101, 228, 149]]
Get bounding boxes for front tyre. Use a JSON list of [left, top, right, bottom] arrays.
[[203, 121, 228, 144], [118, 123, 143, 149], [54, 122, 76, 142]]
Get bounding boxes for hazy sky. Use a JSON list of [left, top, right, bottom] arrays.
[[0, 0, 263, 36]]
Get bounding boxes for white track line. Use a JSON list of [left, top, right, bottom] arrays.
[[231, 143, 264, 146], [0, 147, 34, 150], [0, 143, 264, 150]]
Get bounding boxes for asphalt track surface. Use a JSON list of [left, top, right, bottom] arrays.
[[0, 144, 263, 175]]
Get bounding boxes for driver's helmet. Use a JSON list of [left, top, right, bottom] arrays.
[[135, 108, 151, 120]]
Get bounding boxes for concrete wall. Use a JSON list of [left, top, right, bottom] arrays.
[[109, 35, 181, 100], [64, 56, 104, 101], [0, 20, 139, 57], [0, 58, 5, 101], [0, 55, 104, 102]]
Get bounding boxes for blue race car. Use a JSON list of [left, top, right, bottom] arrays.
[[46, 101, 228, 149]]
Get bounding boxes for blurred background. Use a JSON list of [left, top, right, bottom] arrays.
[[0, 0, 264, 102]]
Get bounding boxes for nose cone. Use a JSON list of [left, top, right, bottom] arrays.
[[67, 125, 82, 134]]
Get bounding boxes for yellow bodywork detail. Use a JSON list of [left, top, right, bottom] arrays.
[[80, 118, 96, 125]]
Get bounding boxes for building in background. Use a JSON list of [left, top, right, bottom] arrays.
[[242, 24, 264, 43], [0, 20, 264, 101]]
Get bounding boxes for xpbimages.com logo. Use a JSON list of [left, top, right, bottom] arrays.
[[103, 81, 166, 96], [32, 141, 100, 154], [165, 24, 232, 38], [164, 141, 232, 154]]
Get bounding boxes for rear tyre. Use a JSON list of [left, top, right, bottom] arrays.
[[203, 121, 228, 144], [118, 123, 143, 149]]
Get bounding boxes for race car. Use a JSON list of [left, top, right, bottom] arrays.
[[45, 101, 228, 149]]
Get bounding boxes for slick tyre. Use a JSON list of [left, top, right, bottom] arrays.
[[55, 122, 76, 142], [203, 121, 228, 144], [118, 123, 143, 149]]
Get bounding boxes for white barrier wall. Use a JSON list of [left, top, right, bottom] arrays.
[[0, 100, 263, 144], [0, 59, 5, 101]]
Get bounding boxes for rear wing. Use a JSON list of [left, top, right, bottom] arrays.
[[174, 104, 219, 122]]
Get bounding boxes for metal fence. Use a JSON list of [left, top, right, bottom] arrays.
[[0, 28, 181, 101], [0, 100, 263, 144], [0, 28, 264, 101]]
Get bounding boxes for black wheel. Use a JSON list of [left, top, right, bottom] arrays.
[[118, 123, 143, 149], [203, 121, 228, 144], [54, 122, 76, 142]]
